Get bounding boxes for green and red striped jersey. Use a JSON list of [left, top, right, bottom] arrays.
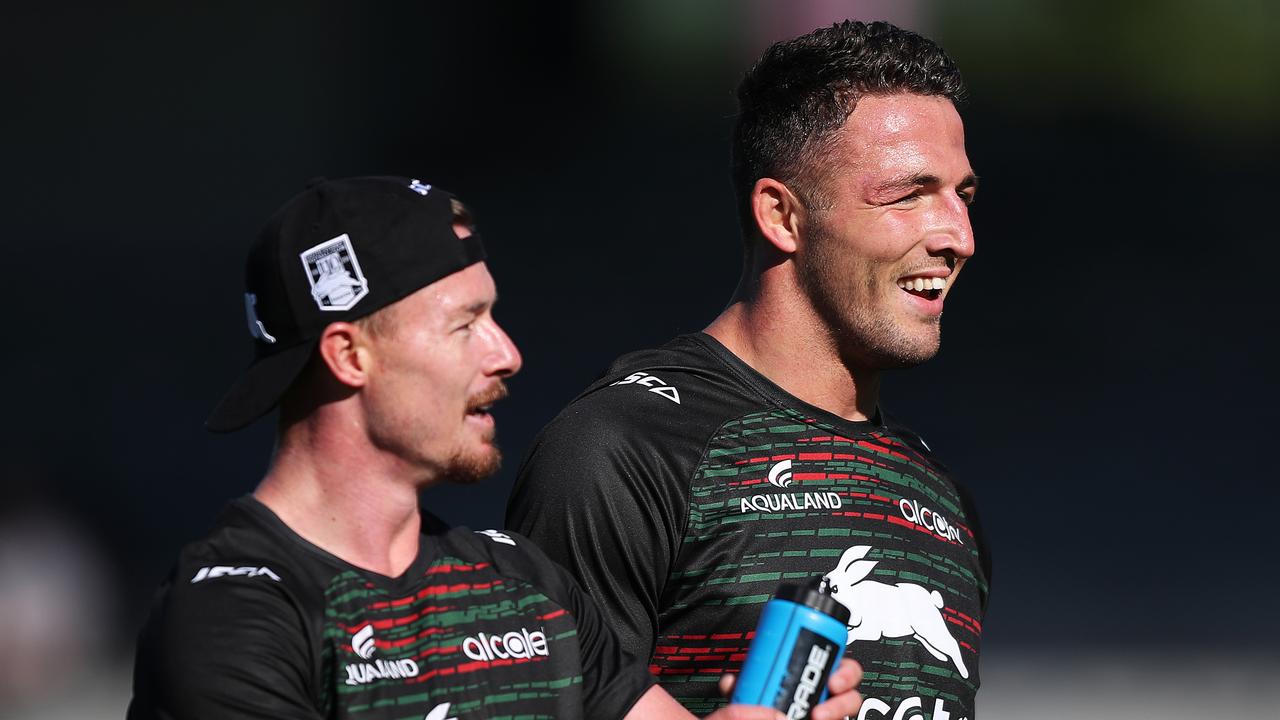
[[508, 333, 989, 719], [129, 497, 653, 719]]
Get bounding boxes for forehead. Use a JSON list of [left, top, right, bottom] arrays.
[[829, 93, 969, 182], [396, 262, 496, 319]]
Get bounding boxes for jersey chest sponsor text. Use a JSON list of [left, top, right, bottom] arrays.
[[345, 657, 422, 686], [461, 627, 549, 662], [740, 490, 844, 514], [857, 695, 970, 720], [326, 560, 574, 701], [342, 626, 549, 686]]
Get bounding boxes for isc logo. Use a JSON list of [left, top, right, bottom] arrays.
[[609, 371, 681, 404], [190, 565, 280, 583]]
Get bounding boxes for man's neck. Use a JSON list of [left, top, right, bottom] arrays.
[[705, 271, 880, 422], [254, 417, 426, 578]]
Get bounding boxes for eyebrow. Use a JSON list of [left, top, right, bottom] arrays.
[[451, 299, 492, 319], [872, 172, 980, 195]]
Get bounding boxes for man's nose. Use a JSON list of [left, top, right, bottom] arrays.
[[486, 322, 523, 378], [925, 196, 974, 261]]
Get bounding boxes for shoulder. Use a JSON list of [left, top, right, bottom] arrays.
[[439, 526, 583, 603], [528, 335, 764, 461], [438, 527, 563, 583], [877, 412, 952, 471], [130, 500, 327, 717], [587, 333, 754, 412], [877, 413, 993, 591], [135, 497, 340, 669], [166, 498, 325, 602], [141, 500, 326, 644]]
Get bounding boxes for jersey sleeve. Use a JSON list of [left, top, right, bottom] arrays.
[[479, 530, 657, 719], [563, 559, 658, 719], [127, 566, 320, 720], [506, 403, 692, 662], [953, 478, 992, 611]]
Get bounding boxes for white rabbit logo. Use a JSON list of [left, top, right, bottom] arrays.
[[822, 545, 969, 679], [424, 702, 456, 720]]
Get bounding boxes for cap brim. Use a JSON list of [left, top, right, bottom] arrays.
[[205, 341, 317, 433]]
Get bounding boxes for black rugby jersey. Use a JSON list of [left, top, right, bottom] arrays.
[[129, 497, 653, 720], [507, 333, 990, 718]]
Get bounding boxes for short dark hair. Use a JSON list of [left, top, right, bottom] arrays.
[[731, 20, 966, 238]]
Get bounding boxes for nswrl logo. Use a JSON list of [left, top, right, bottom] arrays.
[[300, 233, 369, 311]]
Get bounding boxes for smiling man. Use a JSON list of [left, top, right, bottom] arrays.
[[507, 21, 991, 718], [127, 177, 862, 720]]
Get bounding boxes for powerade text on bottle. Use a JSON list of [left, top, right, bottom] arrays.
[[731, 578, 850, 719]]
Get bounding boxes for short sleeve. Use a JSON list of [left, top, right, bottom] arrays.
[[506, 406, 691, 661], [483, 532, 657, 720], [127, 568, 320, 720]]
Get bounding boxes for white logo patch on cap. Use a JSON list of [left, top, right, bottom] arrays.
[[408, 179, 432, 196], [244, 292, 277, 343], [300, 233, 369, 311]]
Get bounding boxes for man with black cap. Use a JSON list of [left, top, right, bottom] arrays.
[[127, 176, 862, 720]]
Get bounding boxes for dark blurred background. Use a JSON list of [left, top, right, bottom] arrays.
[[3, 1, 1277, 717]]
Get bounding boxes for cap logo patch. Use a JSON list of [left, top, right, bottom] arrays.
[[244, 293, 277, 343], [300, 233, 369, 311], [408, 179, 432, 196]]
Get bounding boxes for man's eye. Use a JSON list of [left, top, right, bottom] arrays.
[[958, 190, 976, 206], [892, 192, 920, 205]]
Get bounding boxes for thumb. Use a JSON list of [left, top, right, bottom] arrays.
[[718, 673, 737, 698]]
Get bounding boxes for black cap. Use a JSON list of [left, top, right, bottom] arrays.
[[206, 176, 485, 433], [776, 578, 851, 625]]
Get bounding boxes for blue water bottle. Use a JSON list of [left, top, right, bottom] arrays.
[[731, 578, 850, 718]]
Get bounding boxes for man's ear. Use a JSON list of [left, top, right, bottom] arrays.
[[315, 322, 370, 389], [750, 177, 804, 255]]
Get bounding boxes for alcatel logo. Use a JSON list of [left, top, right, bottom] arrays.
[[898, 498, 963, 544], [462, 627, 549, 662]]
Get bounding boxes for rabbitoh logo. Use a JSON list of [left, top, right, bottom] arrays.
[[424, 702, 457, 720], [823, 545, 969, 679], [767, 459, 794, 488]]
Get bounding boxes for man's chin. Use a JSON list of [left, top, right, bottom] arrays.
[[885, 345, 941, 369], [840, 330, 941, 371], [885, 319, 945, 365], [442, 446, 502, 485]]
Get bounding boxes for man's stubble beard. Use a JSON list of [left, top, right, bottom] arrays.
[[797, 222, 943, 371], [443, 381, 509, 484], [364, 410, 503, 487], [441, 432, 502, 485]]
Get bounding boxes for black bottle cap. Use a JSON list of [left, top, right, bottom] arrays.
[[774, 577, 851, 625]]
